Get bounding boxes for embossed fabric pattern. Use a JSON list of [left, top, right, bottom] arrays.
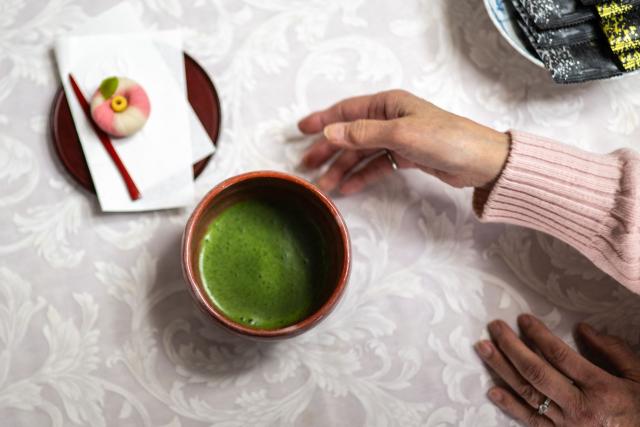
[[1, 1, 640, 427]]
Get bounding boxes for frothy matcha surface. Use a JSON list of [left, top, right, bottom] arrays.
[[199, 199, 328, 330]]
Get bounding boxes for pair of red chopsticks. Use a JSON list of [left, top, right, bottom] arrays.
[[68, 74, 141, 201]]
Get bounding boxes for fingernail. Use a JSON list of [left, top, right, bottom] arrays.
[[474, 341, 493, 358], [488, 388, 503, 404], [518, 314, 532, 328], [488, 320, 503, 337], [324, 123, 346, 142]]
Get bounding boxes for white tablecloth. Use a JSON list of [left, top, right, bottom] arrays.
[[2, 1, 640, 426]]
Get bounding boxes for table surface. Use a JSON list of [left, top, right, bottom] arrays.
[[2, 1, 640, 426]]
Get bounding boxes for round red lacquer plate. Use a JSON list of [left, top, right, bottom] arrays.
[[50, 53, 221, 193]]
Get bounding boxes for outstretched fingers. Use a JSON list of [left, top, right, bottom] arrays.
[[297, 89, 412, 134], [298, 93, 384, 134], [487, 387, 554, 427], [315, 150, 369, 193], [322, 119, 403, 150], [301, 136, 340, 170], [488, 320, 580, 408], [518, 315, 604, 386], [475, 339, 564, 425]]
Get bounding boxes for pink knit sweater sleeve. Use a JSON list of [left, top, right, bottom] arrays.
[[473, 130, 640, 294]]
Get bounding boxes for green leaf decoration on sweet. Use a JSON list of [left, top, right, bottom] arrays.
[[99, 77, 119, 99]]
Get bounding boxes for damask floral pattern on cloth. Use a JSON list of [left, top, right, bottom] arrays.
[[1, 1, 640, 426]]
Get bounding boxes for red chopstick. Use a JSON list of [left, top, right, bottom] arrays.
[[68, 73, 141, 201]]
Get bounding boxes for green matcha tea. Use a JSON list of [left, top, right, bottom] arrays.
[[198, 198, 328, 330]]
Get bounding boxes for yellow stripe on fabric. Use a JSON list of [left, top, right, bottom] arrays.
[[596, 1, 640, 71], [619, 49, 640, 70], [601, 13, 640, 53], [597, 2, 634, 19]]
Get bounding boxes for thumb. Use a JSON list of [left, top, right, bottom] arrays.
[[578, 323, 640, 381], [324, 119, 399, 150]]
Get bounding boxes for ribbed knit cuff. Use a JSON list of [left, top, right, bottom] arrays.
[[473, 130, 640, 293]]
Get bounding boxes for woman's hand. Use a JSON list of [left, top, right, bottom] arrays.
[[298, 90, 510, 194], [475, 314, 640, 426]]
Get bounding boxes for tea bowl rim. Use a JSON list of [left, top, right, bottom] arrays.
[[182, 170, 351, 339]]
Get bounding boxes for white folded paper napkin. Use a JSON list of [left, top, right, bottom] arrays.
[[54, 3, 216, 212]]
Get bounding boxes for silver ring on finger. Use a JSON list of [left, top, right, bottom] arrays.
[[385, 149, 398, 171], [537, 396, 551, 415]]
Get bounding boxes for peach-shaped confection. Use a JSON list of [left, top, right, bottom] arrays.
[[90, 77, 150, 138]]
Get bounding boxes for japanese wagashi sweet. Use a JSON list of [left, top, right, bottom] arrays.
[[90, 76, 150, 137]]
